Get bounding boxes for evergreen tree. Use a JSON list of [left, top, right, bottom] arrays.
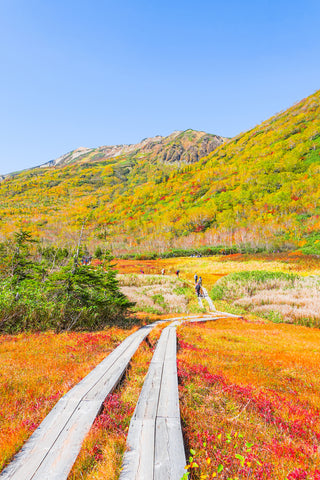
[[10, 230, 43, 287], [46, 251, 133, 330]]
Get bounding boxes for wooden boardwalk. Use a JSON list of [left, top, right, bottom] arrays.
[[119, 323, 186, 480], [197, 285, 217, 311], [1, 313, 239, 480], [196, 286, 240, 318], [201, 286, 216, 311], [0, 324, 155, 480]]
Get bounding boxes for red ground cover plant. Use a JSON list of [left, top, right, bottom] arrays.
[[177, 318, 320, 479], [0, 328, 135, 472]]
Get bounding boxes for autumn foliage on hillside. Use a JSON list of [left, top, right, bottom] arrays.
[[0, 91, 319, 255]]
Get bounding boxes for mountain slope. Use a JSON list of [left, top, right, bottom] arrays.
[[0, 129, 225, 243], [2, 130, 225, 175], [0, 90, 319, 255]]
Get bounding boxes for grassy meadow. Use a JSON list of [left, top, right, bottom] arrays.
[[178, 318, 320, 479], [0, 328, 136, 471], [118, 273, 203, 315], [116, 253, 320, 323], [1, 252, 320, 478], [211, 271, 320, 327], [115, 252, 320, 286]]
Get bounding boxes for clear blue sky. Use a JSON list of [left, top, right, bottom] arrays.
[[0, 0, 319, 174]]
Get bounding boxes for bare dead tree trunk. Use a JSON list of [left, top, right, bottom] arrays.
[[72, 218, 87, 275]]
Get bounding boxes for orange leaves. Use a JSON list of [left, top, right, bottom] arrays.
[[0, 328, 130, 472]]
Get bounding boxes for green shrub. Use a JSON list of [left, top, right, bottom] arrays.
[[0, 231, 135, 333], [300, 231, 320, 255]]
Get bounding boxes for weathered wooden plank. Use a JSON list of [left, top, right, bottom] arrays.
[[213, 311, 241, 318], [1, 314, 236, 480], [154, 417, 186, 480], [185, 313, 241, 322], [119, 324, 186, 480], [0, 324, 155, 480], [150, 326, 170, 365], [157, 328, 180, 419], [120, 418, 155, 480], [133, 362, 162, 420], [28, 400, 102, 480], [84, 332, 148, 402], [0, 398, 80, 480]]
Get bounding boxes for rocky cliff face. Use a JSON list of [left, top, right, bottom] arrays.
[[1, 129, 226, 178], [155, 132, 225, 164], [41, 129, 226, 168]]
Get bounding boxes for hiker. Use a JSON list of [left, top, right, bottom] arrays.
[[140, 269, 144, 274], [199, 276, 202, 285], [194, 273, 198, 283], [195, 281, 201, 297], [176, 269, 180, 277], [161, 268, 165, 275]]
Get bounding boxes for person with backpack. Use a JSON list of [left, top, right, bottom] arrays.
[[194, 273, 198, 283], [195, 281, 201, 297], [176, 270, 180, 277]]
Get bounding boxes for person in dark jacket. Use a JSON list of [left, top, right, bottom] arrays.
[[194, 273, 198, 283], [195, 281, 201, 297]]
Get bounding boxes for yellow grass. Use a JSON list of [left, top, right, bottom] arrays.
[[177, 317, 320, 478], [115, 253, 320, 292]]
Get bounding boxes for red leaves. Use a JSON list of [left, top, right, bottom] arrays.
[[177, 358, 226, 386], [179, 352, 320, 476], [178, 339, 199, 351], [287, 468, 308, 480], [93, 392, 134, 435]]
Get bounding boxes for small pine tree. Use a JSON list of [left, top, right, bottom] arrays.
[[10, 230, 43, 287], [47, 252, 133, 330]]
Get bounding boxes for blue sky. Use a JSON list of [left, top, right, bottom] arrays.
[[0, 0, 319, 174]]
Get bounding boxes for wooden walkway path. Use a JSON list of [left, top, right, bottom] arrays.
[[196, 286, 240, 318], [0, 324, 155, 480], [119, 323, 185, 480], [1, 313, 240, 480], [197, 285, 216, 311], [201, 286, 216, 311]]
